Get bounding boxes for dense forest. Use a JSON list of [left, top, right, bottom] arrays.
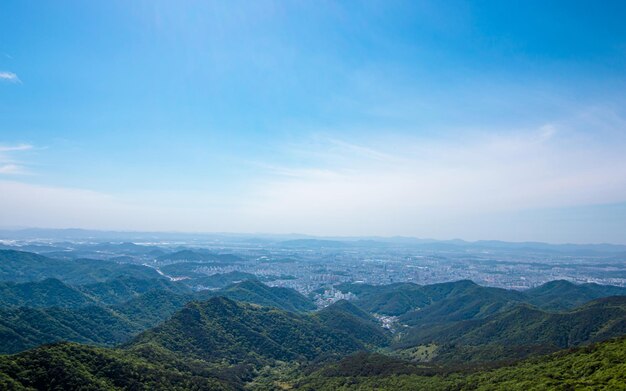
[[0, 249, 625, 389]]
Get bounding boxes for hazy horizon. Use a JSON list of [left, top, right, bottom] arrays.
[[2, 1, 626, 244], [2, 225, 626, 246]]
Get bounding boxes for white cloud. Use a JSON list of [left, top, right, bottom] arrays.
[[0, 144, 34, 175], [239, 111, 626, 238], [0, 109, 625, 243], [0, 71, 20, 83], [0, 144, 33, 152], [0, 164, 26, 175]]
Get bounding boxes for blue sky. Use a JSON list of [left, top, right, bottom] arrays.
[[1, 0, 626, 243]]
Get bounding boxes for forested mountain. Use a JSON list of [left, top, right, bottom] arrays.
[[0, 250, 162, 284], [128, 297, 367, 365], [78, 277, 190, 305], [337, 278, 626, 321], [334, 282, 431, 315], [412, 296, 626, 348], [0, 274, 318, 354], [1, 249, 625, 389], [197, 279, 316, 313], [525, 279, 626, 310], [111, 290, 193, 329], [314, 300, 390, 347], [399, 281, 527, 327], [190, 271, 259, 288], [0, 305, 138, 354], [0, 279, 96, 308], [291, 336, 626, 390], [3, 334, 623, 390], [0, 343, 233, 390]]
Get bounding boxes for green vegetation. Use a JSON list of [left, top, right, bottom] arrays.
[[398, 296, 626, 363], [0, 343, 232, 390], [189, 271, 258, 288], [338, 279, 626, 323], [0, 250, 162, 284], [78, 277, 190, 305], [0, 305, 138, 354], [0, 279, 96, 308], [128, 297, 366, 365], [334, 282, 430, 315], [291, 337, 626, 390], [393, 343, 438, 362], [0, 275, 319, 354], [314, 300, 390, 348], [1, 249, 626, 389], [525, 279, 626, 310], [399, 280, 527, 326], [197, 279, 316, 313], [111, 290, 193, 330]]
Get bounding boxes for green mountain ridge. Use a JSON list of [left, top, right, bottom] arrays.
[[0, 250, 162, 284], [127, 296, 366, 365], [197, 279, 316, 313], [397, 296, 626, 363], [1, 250, 625, 389], [292, 336, 626, 390], [0, 342, 233, 390], [0, 305, 138, 354], [525, 279, 626, 310], [0, 279, 96, 308], [0, 275, 319, 354], [314, 300, 391, 348]]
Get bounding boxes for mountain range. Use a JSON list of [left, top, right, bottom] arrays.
[[0, 249, 625, 389]]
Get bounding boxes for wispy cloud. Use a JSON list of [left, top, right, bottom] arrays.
[[0, 143, 34, 175], [0, 71, 20, 83], [0, 164, 26, 175], [241, 108, 626, 239], [0, 144, 33, 152]]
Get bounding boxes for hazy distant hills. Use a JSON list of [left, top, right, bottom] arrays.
[[0, 250, 162, 284], [3, 227, 626, 255], [157, 249, 247, 263]]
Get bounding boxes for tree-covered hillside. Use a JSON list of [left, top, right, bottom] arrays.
[[399, 296, 626, 351], [290, 336, 626, 390], [0, 250, 162, 284], [127, 297, 367, 365], [1, 249, 625, 389], [196, 279, 316, 313], [0, 343, 233, 390], [0, 279, 96, 308]]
